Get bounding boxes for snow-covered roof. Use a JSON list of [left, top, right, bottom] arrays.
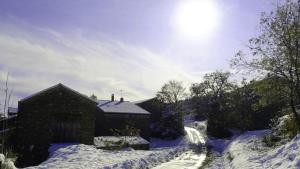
[[20, 83, 97, 104], [98, 100, 150, 115]]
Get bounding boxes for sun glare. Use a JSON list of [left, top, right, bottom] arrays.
[[174, 0, 220, 39]]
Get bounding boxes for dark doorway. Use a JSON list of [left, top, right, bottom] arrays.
[[51, 115, 81, 142]]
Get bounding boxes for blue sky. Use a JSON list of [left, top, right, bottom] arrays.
[[0, 0, 273, 106]]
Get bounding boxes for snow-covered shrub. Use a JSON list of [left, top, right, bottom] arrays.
[[263, 113, 299, 147], [1, 159, 16, 169], [0, 153, 17, 169], [277, 114, 299, 139], [109, 121, 141, 149], [103, 140, 126, 150], [0, 154, 5, 165]]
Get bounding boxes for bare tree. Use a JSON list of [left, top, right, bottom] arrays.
[[156, 80, 186, 138], [156, 80, 186, 109], [3, 73, 13, 118], [1, 73, 13, 154]]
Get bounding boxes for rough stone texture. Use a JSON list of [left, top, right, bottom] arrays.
[[136, 98, 164, 124], [97, 112, 150, 141], [16, 84, 98, 167]]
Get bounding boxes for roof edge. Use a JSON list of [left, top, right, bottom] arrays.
[[19, 83, 97, 104]]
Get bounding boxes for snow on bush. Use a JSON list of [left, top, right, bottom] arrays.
[[260, 134, 300, 169], [0, 154, 5, 164], [94, 136, 149, 149], [207, 130, 300, 169], [1, 159, 17, 169], [0, 154, 17, 169]]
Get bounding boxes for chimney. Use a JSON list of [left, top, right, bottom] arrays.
[[120, 97, 124, 102], [111, 94, 114, 101]]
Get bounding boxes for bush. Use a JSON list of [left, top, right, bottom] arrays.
[[207, 120, 232, 138], [206, 102, 233, 138], [148, 108, 184, 140], [262, 134, 281, 147], [278, 114, 299, 139], [1, 159, 16, 169], [157, 110, 184, 139], [263, 112, 299, 147]]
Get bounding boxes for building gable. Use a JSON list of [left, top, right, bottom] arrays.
[[20, 83, 97, 104]]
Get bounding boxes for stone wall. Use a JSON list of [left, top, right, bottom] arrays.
[[97, 112, 150, 141], [136, 98, 165, 124], [16, 84, 97, 167]]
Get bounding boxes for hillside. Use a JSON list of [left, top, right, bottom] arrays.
[[206, 130, 300, 169]]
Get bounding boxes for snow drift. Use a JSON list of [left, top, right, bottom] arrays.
[[207, 130, 300, 169], [26, 138, 188, 169]]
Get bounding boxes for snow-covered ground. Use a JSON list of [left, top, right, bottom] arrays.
[[22, 117, 300, 169], [206, 130, 300, 169], [94, 136, 149, 148], [153, 126, 207, 169], [26, 136, 188, 169], [25, 121, 207, 169], [26, 143, 188, 169]]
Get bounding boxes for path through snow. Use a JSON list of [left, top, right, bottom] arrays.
[[25, 121, 207, 169], [152, 126, 206, 169]]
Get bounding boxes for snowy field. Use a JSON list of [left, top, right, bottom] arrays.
[[206, 130, 300, 169], [24, 120, 207, 169], [25, 137, 188, 169], [14, 119, 300, 169]]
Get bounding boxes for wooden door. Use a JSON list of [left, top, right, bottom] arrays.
[[51, 115, 81, 142]]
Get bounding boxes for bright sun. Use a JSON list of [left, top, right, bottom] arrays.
[[174, 0, 220, 39]]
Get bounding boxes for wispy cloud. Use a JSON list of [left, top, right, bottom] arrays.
[[0, 20, 198, 106]]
